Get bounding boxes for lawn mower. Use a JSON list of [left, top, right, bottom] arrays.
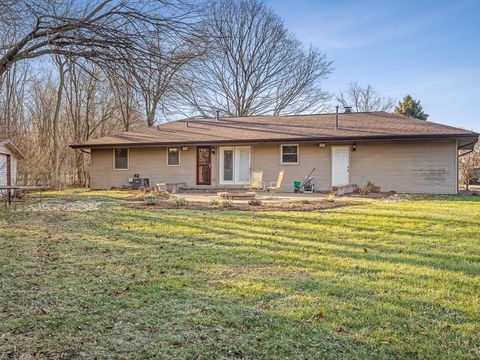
[[294, 168, 316, 193]]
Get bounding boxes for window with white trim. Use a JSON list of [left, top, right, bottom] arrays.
[[167, 147, 180, 166], [114, 148, 128, 169], [281, 144, 298, 164]]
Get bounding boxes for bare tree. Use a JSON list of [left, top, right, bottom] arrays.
[[0, 0, 203, 187], [130, 29, 205, 126], [0, 62, 29, 137], [64, 62, 107, 186], [179, 0, 332, 117], [52, 55, 67, 189], [20, 72, 58, 185], [108, 68, 143, 131], [0, 0, 198, 79], [459, 142, 480, 191], [336, 82, 395, 112]]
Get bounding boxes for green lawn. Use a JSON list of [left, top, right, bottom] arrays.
[[1, 191, 479, 359]]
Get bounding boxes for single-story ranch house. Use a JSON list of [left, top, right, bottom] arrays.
[[70, 112, 478, 194], [0, 138, 24, 187]]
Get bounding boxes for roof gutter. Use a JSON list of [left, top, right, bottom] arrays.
[[458, 141, 478, 157], [70, 133, 479, 149]]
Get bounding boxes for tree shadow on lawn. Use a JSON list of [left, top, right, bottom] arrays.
[[1, 217, 399, 359], [399, 194, 480, 202], [255, 207, 480, 230], [3, 203, 479, 358], [98, 208, 480, 279], [62, 207, 479, 313]]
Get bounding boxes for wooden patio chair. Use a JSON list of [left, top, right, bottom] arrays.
[[245, 170, 264, 191], [267, 169, 285, 197]]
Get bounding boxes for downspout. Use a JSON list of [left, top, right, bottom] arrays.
[[455, 140, 458, 194]]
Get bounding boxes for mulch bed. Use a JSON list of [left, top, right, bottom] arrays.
[[129, 198, 360, 212]]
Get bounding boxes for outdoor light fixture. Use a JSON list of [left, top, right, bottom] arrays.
[[352, 143, 357, 152], [181, 146, 189, 151]]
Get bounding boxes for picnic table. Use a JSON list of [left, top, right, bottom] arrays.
[[0, 185, 48, 205]]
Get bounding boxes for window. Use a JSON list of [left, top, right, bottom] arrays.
[[114, 148, 128, 170], [167, 147, 180, 166], [281, 144, 298, 164]]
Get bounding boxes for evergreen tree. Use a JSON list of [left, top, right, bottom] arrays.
[[395, 95, 429, 120]]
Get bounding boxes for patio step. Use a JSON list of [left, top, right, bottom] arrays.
[[332, 184, 358, 196], [218, 191, 257, 200]]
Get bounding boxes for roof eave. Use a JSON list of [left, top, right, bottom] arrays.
[[70, 133, 479, 149], [0, 140, 26, 159]]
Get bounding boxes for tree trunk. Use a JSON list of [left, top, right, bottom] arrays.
[[75, 149, 84, 187], [146, 109, 155, 126], [52, 57, 65, 189]]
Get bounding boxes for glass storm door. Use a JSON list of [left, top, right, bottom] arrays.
[[220, 146, 251, 184], [220, 147, 234, 184], [235, 147, 250, 184], [196, 146, 211, 185]]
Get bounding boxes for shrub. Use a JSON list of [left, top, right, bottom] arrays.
[[248, 199, 262, 206], [145, 195, 158, 205], [221, 199, 232, 208], [209, 199, 220, 206], [301, 199, 311, 204], [365, 180, 381, 193], [326, 190, 336, 202], [367, 180, 376, 190], [175, 196, 187, 207]]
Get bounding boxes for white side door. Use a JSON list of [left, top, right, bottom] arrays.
[[331, 146, 350, 186]]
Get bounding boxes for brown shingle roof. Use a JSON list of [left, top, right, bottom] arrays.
[[70, 112, 478, 148]]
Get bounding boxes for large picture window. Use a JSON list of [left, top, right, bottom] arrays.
[[114, 148, 128, 170], [167, 147, 180, 166], [281, 144, 298, 164]]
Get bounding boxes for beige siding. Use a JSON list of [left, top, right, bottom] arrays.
[[89, 141, 458, 194], [0, 144, 18, 186], [91, 147, 203, 189], [251, 143, 331, 192], [350, 141, 457, 194]]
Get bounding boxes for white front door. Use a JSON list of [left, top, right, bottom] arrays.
[[220, 146, 251, 184], [331, 146, 350, 186]]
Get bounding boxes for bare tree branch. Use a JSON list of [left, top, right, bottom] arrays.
[[0, 0, 201, 78], [336, 82, 395, 112], [177, 0, 332, 117]]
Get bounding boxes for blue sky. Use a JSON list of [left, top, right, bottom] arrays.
[[265, 0, 480, 131]]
